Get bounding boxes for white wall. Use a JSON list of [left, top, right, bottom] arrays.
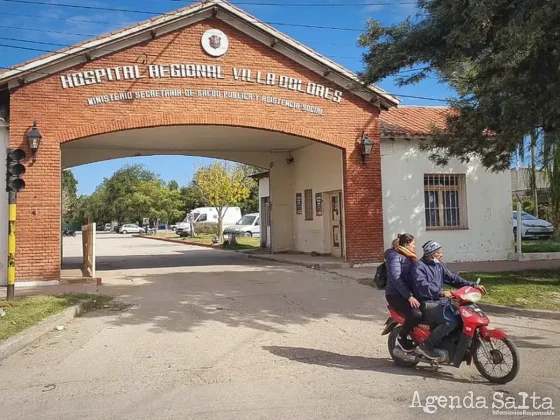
[[381, 139, 513, 262], [291, 143, 343, 254], [269, 158, 294, 252], [0, 121, 8, 285]]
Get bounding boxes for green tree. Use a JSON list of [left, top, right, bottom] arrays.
[[180, 180, 206, 213], [545, 142, 560, 231], [61, 170, 78, 226], [194, 162, 251, 241], [102, 164, 158, 223], [168, 180, 179, 191], [358, 0, 560, 171], [129, 179, 183, 227], [236, 164, 263, 215]]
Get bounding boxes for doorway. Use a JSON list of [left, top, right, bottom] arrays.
[[327, 191, 343, 258], [260, 196, 271, 249]]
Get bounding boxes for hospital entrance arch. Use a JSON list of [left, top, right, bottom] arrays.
[[0, 0, 398, 282]]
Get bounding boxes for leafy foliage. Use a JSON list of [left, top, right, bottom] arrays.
[[61, 170, 78, 225], [180, 180, 207, 213], [358, 0, 560, 171], [194, 162, 252, 240]]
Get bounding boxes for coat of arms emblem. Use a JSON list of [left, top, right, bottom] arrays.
[[209, 34, 221, 49], [202, 29, 228, 57]]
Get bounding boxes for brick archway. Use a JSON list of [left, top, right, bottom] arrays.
[[58, 115, 342, 148], [4, 9, 389, 282]]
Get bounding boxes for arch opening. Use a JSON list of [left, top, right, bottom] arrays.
[[60, 124, 346, 277]]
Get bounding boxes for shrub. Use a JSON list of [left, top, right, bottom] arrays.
[[194, 222, 219, 235]]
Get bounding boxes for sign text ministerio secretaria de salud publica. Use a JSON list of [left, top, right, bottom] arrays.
[[59, 64, 344, 104]]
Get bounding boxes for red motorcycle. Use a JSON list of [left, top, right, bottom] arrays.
[[382, 282, 520, 384]]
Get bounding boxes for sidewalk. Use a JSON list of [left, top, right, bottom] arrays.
[[332, 259, 560, 282], [248, 252, 560, 280], [247, 252, 353, 270]]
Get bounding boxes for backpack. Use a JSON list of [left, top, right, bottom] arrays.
[[374, 262, 387, 289]]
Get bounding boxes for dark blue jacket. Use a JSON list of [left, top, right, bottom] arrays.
[[385, 249, 416, 299], [412, 258, 475, 302]]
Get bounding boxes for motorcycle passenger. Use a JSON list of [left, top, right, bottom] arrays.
[[412, 241, 487, 360], [385, 233, 422, 353]]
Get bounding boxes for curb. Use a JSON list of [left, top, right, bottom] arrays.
[[330, 272, 560, 320], [59, 277, 102, 286], [248, 254, 352, 270], [477, 302, 560, 320], [0, 298, 96, 362], [134, 235, 222, 249]]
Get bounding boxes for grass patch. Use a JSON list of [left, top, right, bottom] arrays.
[[155, 232, 260, 250], [0, 293, 111, 341], [461, 270, 560, 311], [223, 236, 260, 250], [518, 239, 560, 253]]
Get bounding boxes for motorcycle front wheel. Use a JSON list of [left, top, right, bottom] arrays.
[[473, 337, 520, 384], [388, 327, 419, 368]]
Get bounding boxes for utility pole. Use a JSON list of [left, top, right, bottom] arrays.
[[5, 148, 26, 300]]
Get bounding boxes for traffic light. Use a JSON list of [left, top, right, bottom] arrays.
[[6, 148, 26, 192]]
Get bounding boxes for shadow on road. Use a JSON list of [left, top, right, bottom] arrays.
[[508, 335, 560, 349], [62, 248, 258, 271], [262, 346, 488, 385], [79, 265, 385, 336]]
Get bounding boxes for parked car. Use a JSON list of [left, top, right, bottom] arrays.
[[223, 213, 260, 238], [104, 223, 112, 231], [119, 224, 145, 234], [512, 211, 554, 239]]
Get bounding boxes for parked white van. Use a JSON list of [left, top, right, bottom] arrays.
[[176, 207, 242, 236]]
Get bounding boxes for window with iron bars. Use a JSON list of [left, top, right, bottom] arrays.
[[424, 174, 468, 229]]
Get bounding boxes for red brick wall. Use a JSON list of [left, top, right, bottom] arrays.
[[9, 18, 384, 280]]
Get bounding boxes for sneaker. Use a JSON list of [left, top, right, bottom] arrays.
[[415, 343, 441, 360], [396, 335, 414, 352]]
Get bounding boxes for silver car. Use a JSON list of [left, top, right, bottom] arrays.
[[223, 213, 260, 238], [512, 212, 554, 239], [119, 224, 145, 234]]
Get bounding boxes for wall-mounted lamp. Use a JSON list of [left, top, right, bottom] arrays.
[[286, 152, 294, 165], [27, 121, 42, 163], [360, 132, 373, 165]]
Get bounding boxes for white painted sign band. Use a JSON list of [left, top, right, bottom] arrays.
[[60, 64, 343, 104], [86, 88, 325, 116]]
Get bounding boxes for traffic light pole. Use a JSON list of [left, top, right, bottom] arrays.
[[7, 191, 16, 300]]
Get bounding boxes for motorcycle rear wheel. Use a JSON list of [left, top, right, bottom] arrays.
[[473, 337, 520, 384], [388, 327, 419, 368]]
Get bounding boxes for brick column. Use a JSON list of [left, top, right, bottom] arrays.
[[343, 131, 384, 264], [10, 120, 61, 281]]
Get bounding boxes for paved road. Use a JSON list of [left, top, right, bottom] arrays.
[[1, 235, 559, 420]]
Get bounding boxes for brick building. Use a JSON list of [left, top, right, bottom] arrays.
[[0, 0, 512, 285]]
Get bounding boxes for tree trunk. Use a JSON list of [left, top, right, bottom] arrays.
[[217, 207, 224, 242], [530, 130, 539, 218]]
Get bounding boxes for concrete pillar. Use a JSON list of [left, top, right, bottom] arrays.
[[269, 157, 294, 252]]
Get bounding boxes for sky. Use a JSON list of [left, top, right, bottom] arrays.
[[0, 0, 455, 195]]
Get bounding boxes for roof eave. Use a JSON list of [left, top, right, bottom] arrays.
[[0, 0, 399, 108]]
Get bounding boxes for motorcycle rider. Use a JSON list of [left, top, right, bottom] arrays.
[[385, 233, 422, 352], [412, 240, 487, 359]]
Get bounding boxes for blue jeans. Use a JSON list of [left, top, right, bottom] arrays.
[[421, 300, 459, 348]]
